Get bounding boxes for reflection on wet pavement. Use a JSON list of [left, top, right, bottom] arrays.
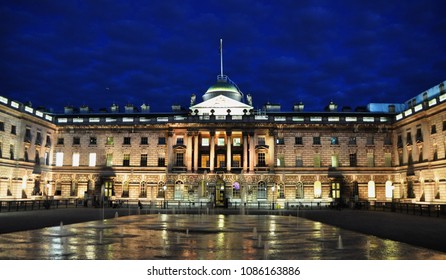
[[0, 214, 445, 260]]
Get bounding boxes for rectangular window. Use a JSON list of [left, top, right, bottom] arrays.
[[73, 137, 80, 145], [276, 137, 285, 145], [277, 154, 285, 167], [295, 137, 303, 145], [11, 125, 16, 135], [217, 137, 225, 146], [348, 137, 357, 145], [24, 128, 32, 143], [331, 182, 341, 199], [201, 138, 209, 146], [258, 136, 266, 145], [296, 155, 303, 167], [233, 137, 241, 146], [72, 153, 80, 167], [217, 154, 225, 168], [232, 154, 241, 167], [431, 125, 437, 134], [55, 152, 64, 166], [416, 128, 423, 143], [140, 137, 148, 145], [366, 136, 374, 145], [45, 135, 52, 148], [158, 156, 165, 167], [106, 136, 114, 145], [57, 138, 64, 145], [330, 137, 339, 145], [443, 121, 446, 131], [384, 134, 392, 145], [158, 137, 166, 145], [331, 154, 338, 168], [123, 154, 130, 166], [175, 153, 184, 166], [176, 137, 184, 145], [35, 131, 42, 145], [257, 182, 267, 199], [106, 153, 113, 167], [140, 154, 148, 166], [89, 153, 96, 167], [406, 132, 412, 145], [313, 137, 321, 145], [89, 137, 97, 145], [314, 154, 321, 167], [384, 153, 392, 167], [201, 154, 210, 168], [0, 122, 4, 131], [123, 137, 131, 145], [257, 152, 266, 166], [349, 153, 357, 167], [367, 152, 375, 167]]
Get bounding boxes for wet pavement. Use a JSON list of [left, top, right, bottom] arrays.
[[0, 213, 445, 260]]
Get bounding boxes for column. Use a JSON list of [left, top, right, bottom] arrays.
[[167, 130, 174, 171], [243, 132, 248, 172], [210, 130, 215, 172], [226, 131, 232, 172], [269, 130, 275, 168], [193, 133, 199, 172], [186, 132, 193, 172], [249, 132, 255, 172]]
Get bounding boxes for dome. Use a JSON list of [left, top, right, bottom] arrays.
[[202, 75, 243, 102]]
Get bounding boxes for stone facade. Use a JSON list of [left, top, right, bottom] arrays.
[[1, 80, 446, 207]]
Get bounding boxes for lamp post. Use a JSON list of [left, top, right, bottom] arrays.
[[163, 184, 167, 209], [272, 184, 275, 210]]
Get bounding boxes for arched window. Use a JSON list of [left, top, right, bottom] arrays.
[[174, 180, 183, 200], [368, 181, 376, 198], [122, 181, 129, 198], [140, 181, 147, 198], [314, 181, 322, 198], [233, 182, 240, 198], [385, 180, 393, 199], [157, 181, 165, 198], [296, 181, 304, 199], [257, 181, 266, 199]]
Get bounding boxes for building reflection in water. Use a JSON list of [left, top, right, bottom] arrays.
[[0, 214, 445, 260]]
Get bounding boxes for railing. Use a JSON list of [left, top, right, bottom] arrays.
[[353, 201, 446, 217], [0, 198, 82, 212]]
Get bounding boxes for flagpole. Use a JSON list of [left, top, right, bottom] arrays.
[[220, 38, 223, 77]]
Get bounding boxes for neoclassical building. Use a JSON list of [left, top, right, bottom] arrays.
[[0, 74, 445, 208]]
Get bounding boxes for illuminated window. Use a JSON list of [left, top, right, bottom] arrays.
[[55, 152, 64, 166], [89, 153, 96, 167], [277, 154, 285, 167], [331, 155, 338, 168], [232, 154, 241, 167], [368, 181, 376, 198], [201, 154, 210, 168], [232, 137, 241, 146], [257, 181, 267, 199], [174, 181, 183, 200], [201, 138, 209, 146], [313, 154, 321, 167], [233, 182, 240, 198], [330, 137, 339, 145], [106, 153, 113, 167], [314, 181, 322, 198], [296, 181, 304, 199], [106, 136, 114, 145], [217, 154, 225, 168], [123, 154, 130, 166], [72, 153, 80, 167], [217, 137, 225, 146], [331, 182, 340, 198]]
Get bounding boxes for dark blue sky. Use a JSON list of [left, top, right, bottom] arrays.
[[1, 0, 445, 113]]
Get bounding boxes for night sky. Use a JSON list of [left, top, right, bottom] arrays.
[[1, 0, 445, 113]]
